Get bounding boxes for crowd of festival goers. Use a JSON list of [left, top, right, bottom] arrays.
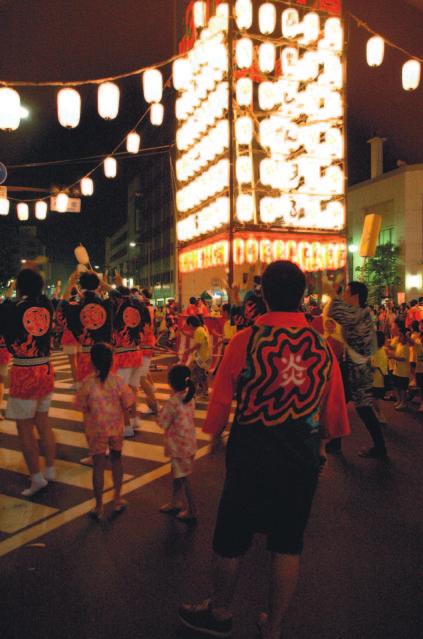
[[0, 260, 421, 638]]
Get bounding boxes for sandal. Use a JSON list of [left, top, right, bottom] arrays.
[[176, 510, 198, 525], [109, 500, 128, 519], [159, 503, 182, 514], [88, 509, 104, 522]]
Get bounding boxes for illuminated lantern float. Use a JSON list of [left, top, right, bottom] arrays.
[[175, 0, 346, 305]]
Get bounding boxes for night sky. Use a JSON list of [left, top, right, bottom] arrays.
[[0, 0, 422, 266]]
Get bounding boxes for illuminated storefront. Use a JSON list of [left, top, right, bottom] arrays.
[[175, 0, 345, 303]]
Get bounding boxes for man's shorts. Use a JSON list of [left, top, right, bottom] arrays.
[[6, 394, 53, 420], [171, 456, 194, 479], [393, 375, 409, 391], [139, 356, 151, 377], [117, 366, 143, 388], [86, 434, 123, 457]]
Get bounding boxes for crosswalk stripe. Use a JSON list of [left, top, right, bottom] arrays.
[[0, 448, 132, 490], [0, 495, 58, 535]]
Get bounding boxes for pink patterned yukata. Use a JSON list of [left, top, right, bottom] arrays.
[[158, 391, 197, 478], [75, 373, 135, 456]]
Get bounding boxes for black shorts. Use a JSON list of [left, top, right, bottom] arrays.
[[416, 373, 423, 389], [213, 431, 318, 558], [393, 375, 409, 391], [372, 387, 385, 399]]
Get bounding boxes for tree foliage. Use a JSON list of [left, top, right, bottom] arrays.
[[355, 242, 402, 303]]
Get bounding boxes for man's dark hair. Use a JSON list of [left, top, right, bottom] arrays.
[[189, 296, 196, 305], [411, 320, 420, 332], [17, 269, 44, 298], [410, 299, 418, 307], [130, 287, 139, 295], [348, 281, 368, 308], [419, 297, 423, 305], [222, 303, 231, 314], [261, 261, 306, 312], [79, 272, 100, 291], [186, 315, 201, 328], [142, 288, 152, 299]]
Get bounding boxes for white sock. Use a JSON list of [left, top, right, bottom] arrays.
[[22, 473, 48, 497], [44, 466, 56, 481]]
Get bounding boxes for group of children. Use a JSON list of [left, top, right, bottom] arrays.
[[371, 320, 423, 417]]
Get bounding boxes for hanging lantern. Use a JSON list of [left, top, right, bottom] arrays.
[[324, 17, 343, 53], [81, 177, 94, 196], [193, 1, 207, 28], [126, 132, 141, 154], [98, 82, 120, 120], [282, 8, 299, 39], [104, 156, 117, 178], [259, 42, 276, 73], [173, 58, 192, 91], [236, 157, 253, 184], [236, 116, 253, 145], [259, 3, 276, 35], [236, 78, 253, 106], [236, 194, 254, 222], [143, 68, 163, 104], [402, 59, 421, 91], [35, 201, 48, 220], [366, 36, 384, 67], [236, 37, 253, 69], [56, 192, 69, 212], [0, 197, 9, 215], [235, 0, 253, 30], [0, 88, 21, 131], [17, 203, 29, 221], [150, 103, 164, 126], [57, 88, 81, 128]]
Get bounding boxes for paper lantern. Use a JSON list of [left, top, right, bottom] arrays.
[[150, 103, 164, 126], [56, 192, 69, 212], [236, 78, 253, 106], [35, 201, 48, 220], [74, 245, 90, 265], [98, 82, 120, 120], [193, 1, 207, 28], [282, 8, 299, 39], [216, 2, 229, 29], [143, 69, 163, 104], [173, 58, 192, 91], [126, 132, 141, 154], [302, 12, 320, 44], [236, 38, 253, 69], [17, 203, 29, 221], [324, 17, 343, 53], [81, 177, 94, 196], [366, 36, 384, 67], [0, 197, 10, 215], [258, 81, 277, 110], [57, 88, 81, 128], [259, 42, 276, 73], [104, 156, 117, 178], [236, 116, 253, 145], [236, 157, 252, 184], [402, 59, 421, 91], [259, 2, 276, 35], [235, 0, 253, 30], [0, 88, 21, 131], [236, 194, 254, 222]]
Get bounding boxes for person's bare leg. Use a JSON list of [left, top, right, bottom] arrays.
[[181, 477, 197, 518], [16, 419, 40, 474], [261, 554, 300, 639], [110, 449, 124, 507], [92, 454, 106, 516], [34, 411, 56, 469], [210, 555, 241, 620], [139, 376, 158, 412], [68, 354, 78, 384]]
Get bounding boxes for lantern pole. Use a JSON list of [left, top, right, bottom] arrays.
[[227, 0, 236, 290]]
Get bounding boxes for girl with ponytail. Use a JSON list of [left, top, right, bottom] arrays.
[[157, 365, 197, 523], [75, 343, 135, 520]]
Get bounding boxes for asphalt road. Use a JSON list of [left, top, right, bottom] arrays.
[[1, 396, 422, 639]]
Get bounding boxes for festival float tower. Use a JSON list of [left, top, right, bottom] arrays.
[[175, 0, 346, 305]]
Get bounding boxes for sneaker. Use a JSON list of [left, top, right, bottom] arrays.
[[124, 426, 135, 438], [131, 417, 143, 431], [44, 466, 56, 481], [178, 599, 233, 637], [141, 407, 157, 416], [21, 476, 48, 497], [358, 447, 388, 459]]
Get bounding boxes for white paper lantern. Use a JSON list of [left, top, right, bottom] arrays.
[[282, 8, 299, 39], [216, 2, 229, 30], [402, 59, 421, 91], [324, 17, 343, 53], [104, 156, 117, 178], [236, 78, 253, 106], [0, 197, 10, 215], [173, 58, 192, 91], [236, 116, 253, 145], [235, 0, 253, 30], [259, 2, 276, 35], [35, 201, 48, 220], [57, 88, 81, 128], [302, 12, 320, 44], [0, 88, 21, 131], [366, 36, 384, 67], [236, 157, 253, 184], [81, 177, 94, 196], [236, 38, 253, 69], [143, 69, 163, 104], [259, 42, 276, 73], [258, 81, 277, 110], [236, 194, 254, 222], [193, 1, 207, 28], [98, 82, 120, 120], [17, 203, 29, 221], [56, 192, 69, 212], [150, 103, 164, 126], [126, 132, 141, 154]]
